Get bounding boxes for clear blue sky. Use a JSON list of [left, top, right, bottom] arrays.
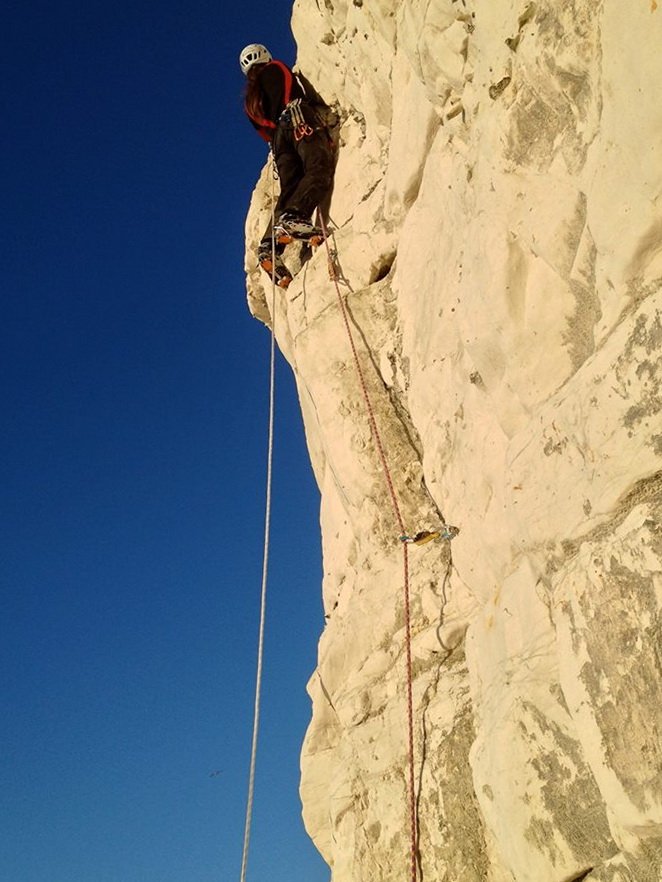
[[1, 2, 330, 880]]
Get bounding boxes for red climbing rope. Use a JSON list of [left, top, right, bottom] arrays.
[[319, 222, 405, 534], [320, 217, 419, 882]]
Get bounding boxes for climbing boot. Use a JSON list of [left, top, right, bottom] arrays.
[[274, 212, 325, 247], [258, 244, 293, 289]]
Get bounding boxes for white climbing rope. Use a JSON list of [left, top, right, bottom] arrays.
[[238, 160, 279, 882]]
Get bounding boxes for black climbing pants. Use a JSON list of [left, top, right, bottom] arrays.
[[261, 103, 335, 248]]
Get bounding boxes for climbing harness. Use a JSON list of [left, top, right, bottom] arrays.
[[319, 215, 458, 882], [238, 161, 280, 882]]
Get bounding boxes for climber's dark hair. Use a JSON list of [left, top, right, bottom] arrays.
[[244, 64, 266, 122]]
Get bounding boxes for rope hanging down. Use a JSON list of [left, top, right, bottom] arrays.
[[319, 216, 419, 882], [238, 163, 279, 882]]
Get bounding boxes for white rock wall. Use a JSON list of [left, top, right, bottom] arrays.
[[245, 1, 662, 879]]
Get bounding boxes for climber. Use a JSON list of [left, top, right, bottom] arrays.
[[240, 43, 336, 289]]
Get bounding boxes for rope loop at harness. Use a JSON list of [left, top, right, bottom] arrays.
[[281, 98, 315, 141], [294, 123, 314, 141]]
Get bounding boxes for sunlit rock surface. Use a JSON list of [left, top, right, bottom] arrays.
[[244, 1, 662, 879]]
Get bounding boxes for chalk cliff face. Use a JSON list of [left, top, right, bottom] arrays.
[[244, 1, 662, 879]]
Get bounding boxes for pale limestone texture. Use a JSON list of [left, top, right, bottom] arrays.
[[244, 1, 662, 879]]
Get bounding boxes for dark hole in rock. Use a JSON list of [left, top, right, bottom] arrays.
[[370, 255, 395, 283]]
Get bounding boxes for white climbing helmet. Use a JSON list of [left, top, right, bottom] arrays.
[[239, 44, 272, 75]]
